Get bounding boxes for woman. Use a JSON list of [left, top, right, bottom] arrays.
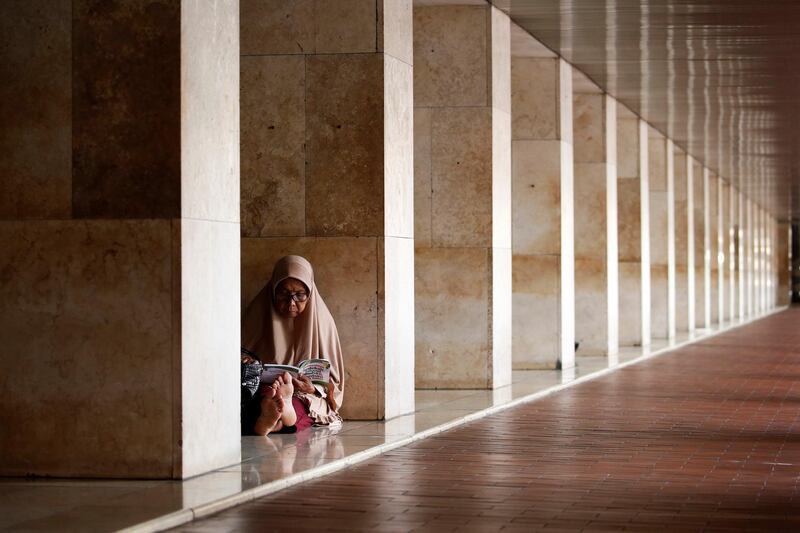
[[241, 255, 344, 435]]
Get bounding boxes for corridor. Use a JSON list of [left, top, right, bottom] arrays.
[[178, 309, 800, 532]]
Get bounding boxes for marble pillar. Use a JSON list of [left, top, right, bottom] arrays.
[[746, 199, 754, 317], [731, 187, 737, 320], [673, 148, 690, 333], [666, 140, 676, 339], [703, 169, 714, 327], [737, 189, 747, 320], [617, 107, 644, 346], [511, 50, 574, 369], [691, 160, 705, 330], [777, 222, 790, 306], [573, 87, 617, 356], [0, 0, 241, 479], [240, 0, 415, 418], [707, 172, 718, 326], [415, 4, 512, 386], [639, 121, 651, 345], [648, 128, 668, 340], [719, 179, 729, 323]]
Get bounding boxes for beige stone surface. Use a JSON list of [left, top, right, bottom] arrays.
[[777, 222, 790, 305], [618, 261, 642, 346], [575, 257, 608, 355], [0, 0, 71, 219], [240, 56, 305, 237], [430, 107, 493, 248], [241, 0, 377, 55], [178, 218, 241, 478], [0, 220, 174, 477], [648, 134, 667, 192], [651, 264, 669, 339], [693, 171, 705, 263], [180, 0, 240, 224], [574, 163, 607, 260], [414, 5, 488, 108], [650, 191, 669, 266], [573, 94, 604, 163], [617, 115, 639, 178], [708, 176, 719, 323], [512, 140, 562, 255], [379, 0, 413, 66], [511, 57, 558, 140], [512, 254, 559, 368], [384, 56, 414, 240], [674, 150, 687, 201], [675, 264, 689, 332], [72, 0, 180, 218], [618, 178, 641, 262], [306, 54, 384, 237], [414, 107, 433, 248], [314, 0, 377, 53], [240, 0, 313, 55], [415, 247, 490, 388], [675, 200, 689, 266], [241, 237, 380, 420], [695, 265, 706, 328]]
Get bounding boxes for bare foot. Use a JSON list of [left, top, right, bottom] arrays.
[[254, 387, 283, 435], [274, 371, 295, 400], [274, 372, 297, 428]]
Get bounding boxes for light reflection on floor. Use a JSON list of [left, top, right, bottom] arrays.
[[0, 320, 754, 532]]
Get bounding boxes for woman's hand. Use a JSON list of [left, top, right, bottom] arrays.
[[241, 354, 256, 364], [292, 375, 316, 394]]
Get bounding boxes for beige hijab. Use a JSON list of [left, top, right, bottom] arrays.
[[242, 255, 344, 425]]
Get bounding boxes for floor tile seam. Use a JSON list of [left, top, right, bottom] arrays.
[[120, 307, 788, 533]]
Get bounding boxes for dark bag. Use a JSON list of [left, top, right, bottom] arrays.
[[240, 356, 262, 405]]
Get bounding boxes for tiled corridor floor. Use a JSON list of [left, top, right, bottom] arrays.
[[174, 309, 800, 532]]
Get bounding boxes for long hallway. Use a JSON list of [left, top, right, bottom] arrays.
[[178, 309, 800, 532]]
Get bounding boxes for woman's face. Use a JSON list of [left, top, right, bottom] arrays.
[[274, 277, 310, 319]]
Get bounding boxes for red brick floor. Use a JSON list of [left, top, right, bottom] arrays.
[[177, 309, 800, 532]]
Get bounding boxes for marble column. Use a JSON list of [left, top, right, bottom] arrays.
[[673, 148, 690, 333], [728, 184, 738, 321], [737, 189, 747, 320], [573, 86, 617, 356], [719, 179, 729, 323], [707, 172, 718, 326], [703, 169, 714, 328], [0, 0, 240, 479], [755, 208, 762, 313], [691, 160, 705, 330], [666, 140, 676, 339], [240, 0, 415, 418], [745, 199, 754, 317], [793, 223, 800, 303], [511, 50, 574, 370], [617, 108, 645, 346], [764, 211, 770, 311], [415, 4, 512, 386], [648, 128, 669, 340], [639, 121, 651, 346], [777, 221, 790, 306]]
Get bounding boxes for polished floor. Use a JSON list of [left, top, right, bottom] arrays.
[[174, 308, 800, 532]]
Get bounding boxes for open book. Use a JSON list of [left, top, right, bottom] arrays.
[[260, 358, 331, 387]]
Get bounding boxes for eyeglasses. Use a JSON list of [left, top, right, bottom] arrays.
[[276, 290, 309, 303]]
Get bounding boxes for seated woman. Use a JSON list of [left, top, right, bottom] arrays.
[[240, 255, 344, 435]]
